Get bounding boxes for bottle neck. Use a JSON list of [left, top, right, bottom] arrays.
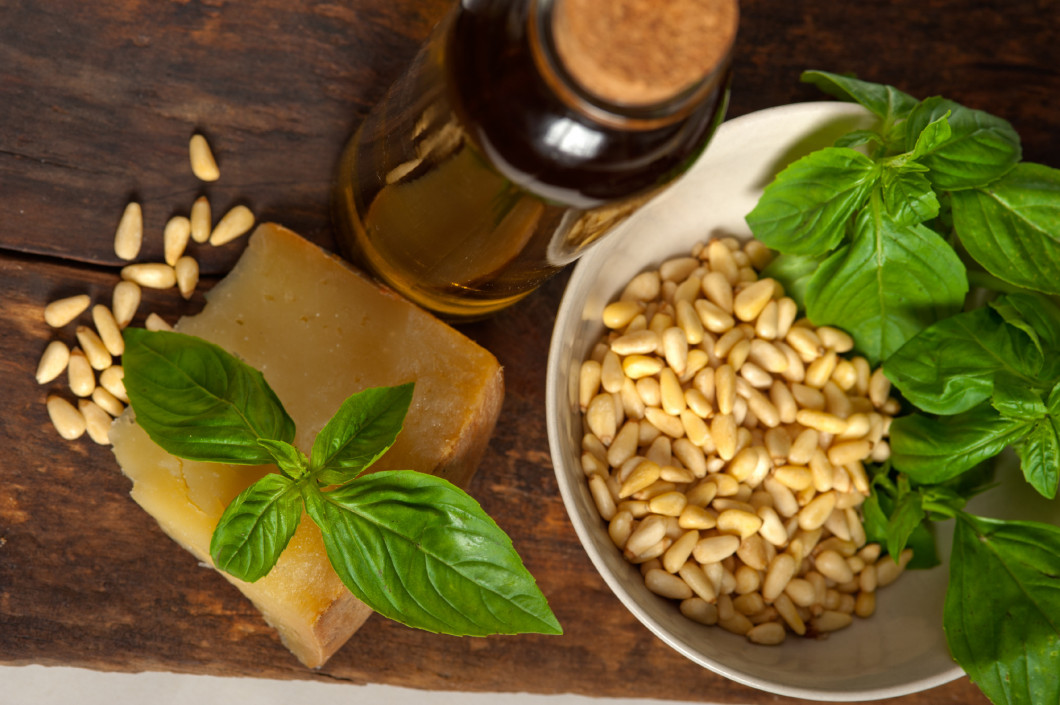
[[529, 0, 738, 130]]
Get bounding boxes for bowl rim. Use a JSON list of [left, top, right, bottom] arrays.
[[544, 100, 967, 702]]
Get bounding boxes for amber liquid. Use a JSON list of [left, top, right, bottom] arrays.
[[333, 0, 730, 320]]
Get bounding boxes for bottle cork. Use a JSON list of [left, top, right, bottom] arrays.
[[552, 0, 738, 107]]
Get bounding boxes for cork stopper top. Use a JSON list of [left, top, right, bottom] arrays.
[[551, 0, 738, 107]]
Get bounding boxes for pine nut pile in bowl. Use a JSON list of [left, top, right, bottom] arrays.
[[545, 102, 968, 701]]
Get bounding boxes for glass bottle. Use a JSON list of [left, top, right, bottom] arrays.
[[333, 0, 739, 320]]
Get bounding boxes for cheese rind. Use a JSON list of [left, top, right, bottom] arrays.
[[110, 223, 504, 667]]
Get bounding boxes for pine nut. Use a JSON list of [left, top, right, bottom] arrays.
[[661, 327, 688, 375], [659, 256, 698, 282], [805, 349, 838, 389], [812, 610, 853, 633], [876, 548, 913, 587], [727, 338, 751, 370], [626, 515, 669, 557], [622, 354, 664, 379], [869, 368, 892, 408], [609, 510, 634, 547], [662, 530, 700, 573], [717, 509, 763, 539], [604, 300, 641, 328], [733, 591, 766, 616], [78, 399, 112, 445], [44, 294, 90, 328], [99, 364, 127, 402], [680, 597, 719, 625], [113, 201, 143, 260], [719, 612, 754, 636], [643, 407, 684, 439], [832, 358, 858, 391], [693, 534, 740, 564], [796, 409, 848, 434], [707, 239, 739, 283], [67, 348, 95, 397], [713, 328, 744, 360], [645, 568, 694, 600], [817, 326, 854, 353], [754, 300, 778, 339], [174, 256, 199, 300], [145, 312, 173, 332], [579, 360, 601, 410], [749, 339, 787, 374], [809, 449, 835, 493], [586, 393, 617, 444], [88, 306, 122, 358], [694, 299, 735, 333], [620, 378, 647, 421], [611, 330, 659, 356], [621, 271, 660, 302], [700, 271, 733, 312], [588, 474, 617, 520], [828, 439, 871, 466], [620, 460, 662, 498], [687, 480, 719, 507], [815, 548, 855, 583], [761, 553, 796, 602], [36, 340, 70, 384], [775, 297, 798, 338], [711, 413, 737, 460], [733, 278, 775, 322], [111, 280, 141, 328], [163, 215, 192, 266], [47, 395, 86, 440], [784, 578, 816, 607], [678, 505, 717, 530], [209, 204, 255, 246], [773, 592, 806, 635], [92, 387, 125, 417], [673, 275, 701, 304], [75, 325, 110, 371], [189, 133, 221, 181], [854, 590, 876, 618], [122, 263, 177, 289], [785, 326, 822, 361], [798, 490, 837, 531], [190, 195, 212, 243]]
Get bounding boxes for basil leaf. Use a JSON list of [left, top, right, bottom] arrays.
[[309, 383, 414, 485], [760, 252, 823, 309], [885, 477, 925, 560], [257, 439, 309, 479], [991, 383, 1047, 421], [834, 129, 883, 151], [945, 514, 1060, 705], [890, 402, 1033, 483], [952, 163, 1060, 294], [122, 329, 296, 464], [302, 472, 562, 636], [884, 306, 1043, 415], [1014, 418, 1060, 499], [903, 97, 1021, 191], [909, 112, 953, 160], [881, 167, 940, 226], [209, 473, 304, 583], [805, 204, 967, 364], [1049, 382, 1060, 416], [800, 71, 919, 125], [745, 147, 880, 257]]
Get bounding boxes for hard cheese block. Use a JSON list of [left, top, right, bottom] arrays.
[[109, 223, 504, 668]]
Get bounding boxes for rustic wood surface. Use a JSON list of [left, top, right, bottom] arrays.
[[2, 0, 1057, 702]]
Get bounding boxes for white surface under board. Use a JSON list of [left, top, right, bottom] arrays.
[[1, 665, 721, 705]]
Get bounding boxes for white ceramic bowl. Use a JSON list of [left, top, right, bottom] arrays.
[[545, 101, 1059, 701]]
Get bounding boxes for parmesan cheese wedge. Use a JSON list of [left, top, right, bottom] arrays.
[[110, 223, 504, 667]]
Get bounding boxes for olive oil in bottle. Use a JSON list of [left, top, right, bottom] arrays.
[[334, 0, 739, 320]]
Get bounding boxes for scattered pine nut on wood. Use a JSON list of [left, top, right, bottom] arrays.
[[163, 215, 192, 266], [47, 395, 86, 440], [67, 348, 96, 397], [189, 133, 220, 181], [78, 399, 113, 445], [113, 201, 143, 261], [36, 340, 71, 384], [175, 256, 199, 299], [91, 387, 125, 417], [91, 304, 124, 357], [75, 325, 111, 370], [190, 195, 212, 243], [99, 364, 127, 402], [44, 294, 90, 327], [121, 263, 177, 289], [111, 280, 141, 328], [209, 205, 255, 246]]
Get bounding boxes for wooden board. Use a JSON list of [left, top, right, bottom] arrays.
[[2, 0, 1058, 702]]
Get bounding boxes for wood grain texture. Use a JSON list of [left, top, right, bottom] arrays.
[[2, 0, 1057, 702]]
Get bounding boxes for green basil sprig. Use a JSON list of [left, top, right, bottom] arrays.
[[748, 71, 1060, 705], [121, 327, 561, 638]]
